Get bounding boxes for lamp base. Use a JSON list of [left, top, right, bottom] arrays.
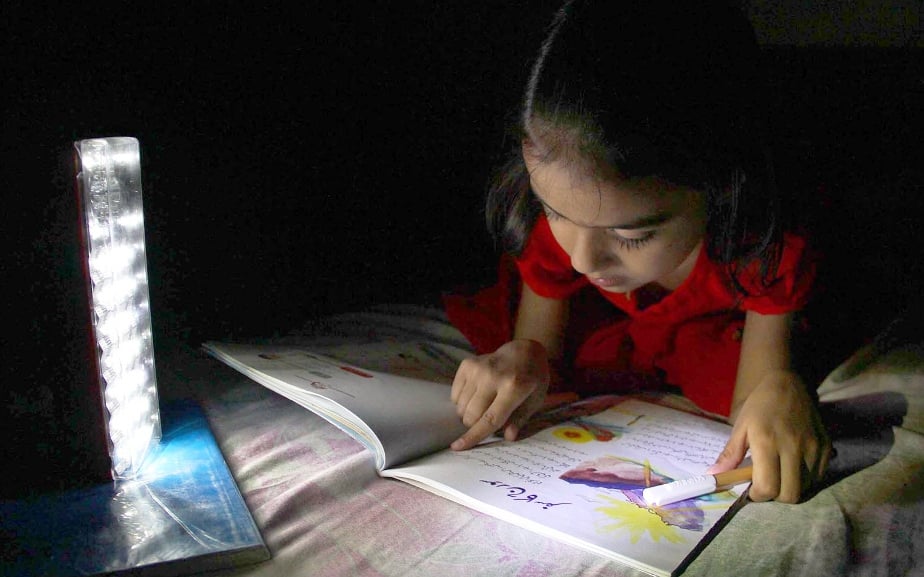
[[1, 400, 269, 576]]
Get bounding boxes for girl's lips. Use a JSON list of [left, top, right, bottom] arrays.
[[588, 276, 626, 289]]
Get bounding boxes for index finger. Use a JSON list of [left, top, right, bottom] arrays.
[[450, 404, 509, 450], [450, 388, 527, 451]]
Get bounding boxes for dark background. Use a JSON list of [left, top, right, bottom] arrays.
[[3, 3, 560, 345], [2, 2, 922, 496]]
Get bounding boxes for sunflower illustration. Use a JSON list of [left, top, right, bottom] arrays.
[[594, 494, 686, 544], [552, 426, 595, 443]]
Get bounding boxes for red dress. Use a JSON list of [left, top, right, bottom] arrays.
[[444, 215, 816, 417]]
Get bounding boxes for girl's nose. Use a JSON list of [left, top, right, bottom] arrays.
[[569, 228, 615, 275]]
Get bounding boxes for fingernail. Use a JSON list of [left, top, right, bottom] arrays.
[[451, 439, 465, 451]]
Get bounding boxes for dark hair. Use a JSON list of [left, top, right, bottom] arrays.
[[486, 0, 782, 289]]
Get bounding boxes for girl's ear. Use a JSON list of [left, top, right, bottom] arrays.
[[521, 136, 554, 167]]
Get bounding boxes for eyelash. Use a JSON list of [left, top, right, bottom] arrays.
[[542, 208, 657, 251], [611, 231, 656, 251]]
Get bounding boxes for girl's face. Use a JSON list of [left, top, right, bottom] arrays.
[[523, 148, 707, 294]]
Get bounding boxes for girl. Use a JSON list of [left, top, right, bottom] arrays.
[[445, 0, 831, 503]]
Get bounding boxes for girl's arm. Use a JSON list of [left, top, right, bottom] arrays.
[[450, 284, 569, 450], [514, 283, 569, 368], [709, 310, 831, 503]]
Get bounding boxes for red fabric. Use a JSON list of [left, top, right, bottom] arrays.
[[443, 215, 816, 417]]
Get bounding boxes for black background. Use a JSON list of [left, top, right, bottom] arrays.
[[4, 3, 561, 345]]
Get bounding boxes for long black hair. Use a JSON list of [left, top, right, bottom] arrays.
[[486, 0, 782, 290]]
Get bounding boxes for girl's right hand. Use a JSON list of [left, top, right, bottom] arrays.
[[450, 339, 551, 450]]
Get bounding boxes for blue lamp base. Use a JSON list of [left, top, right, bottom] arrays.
[[1, 400, 269, 576]]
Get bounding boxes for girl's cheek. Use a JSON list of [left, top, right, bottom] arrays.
[[548, 221, 576, 256]]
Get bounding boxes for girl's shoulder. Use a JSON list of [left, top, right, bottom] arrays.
[[514, 214, 588, 299], [732, 231, 817, 314]]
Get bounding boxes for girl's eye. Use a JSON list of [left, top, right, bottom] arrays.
[[610, 230, 656, 250], [542, 203, 657, 250]]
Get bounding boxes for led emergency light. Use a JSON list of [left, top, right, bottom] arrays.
[[74, 136, 161, 479]]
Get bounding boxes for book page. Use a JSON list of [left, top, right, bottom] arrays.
[[204, 342, 467, 469], [382, 397, 743, 577]]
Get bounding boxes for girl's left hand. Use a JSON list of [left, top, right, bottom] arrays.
[[707, 370, 831, 503]]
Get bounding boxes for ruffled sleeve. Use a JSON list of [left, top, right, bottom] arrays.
[[515, 215, 588, 299], [739, 232, 817, 314]]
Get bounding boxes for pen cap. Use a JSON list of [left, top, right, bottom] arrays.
[[642, 475, 717, 507]]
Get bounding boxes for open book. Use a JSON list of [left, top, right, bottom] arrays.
[[203, 341, 748, 577]]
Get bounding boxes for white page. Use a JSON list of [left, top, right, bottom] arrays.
[[382, 397, 744, 577], [204, 342, 467, 469]]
